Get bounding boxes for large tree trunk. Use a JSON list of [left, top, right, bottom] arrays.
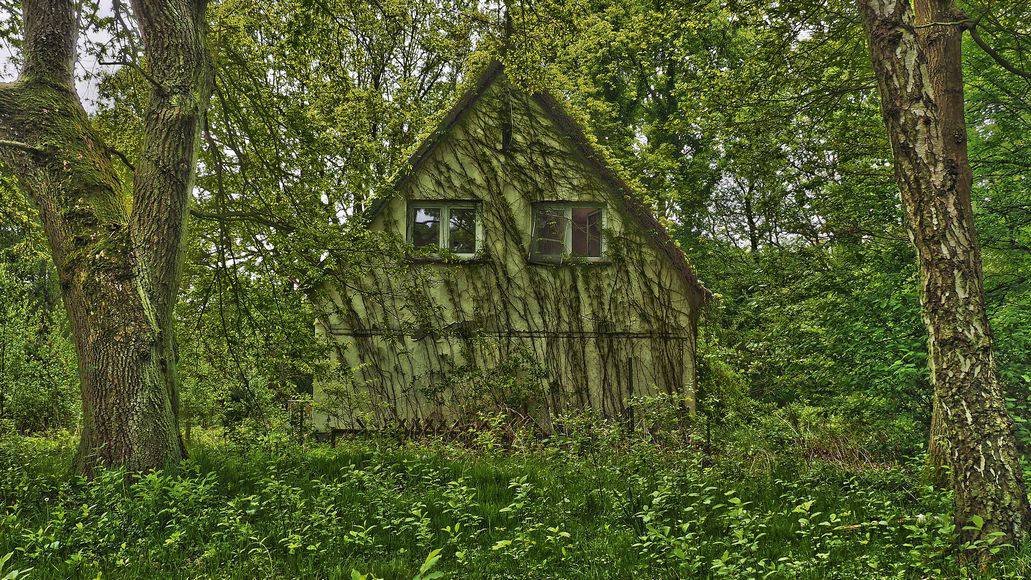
[[66, 225, 184, 473], [912, 0, 973, 488], [0, 0, 210, 474], [857, 0, 1029, 545], [926, 399, 948, 487]]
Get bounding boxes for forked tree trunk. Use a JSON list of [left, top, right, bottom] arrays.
[[0, 0, 209, 474], [857, 0, 1029, 545]]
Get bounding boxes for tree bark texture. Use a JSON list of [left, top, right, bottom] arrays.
[[857, 0, 1029, 544], [913, 0, 972, 488], [0, 0, 211, 474], [926, 399, 948, 487]]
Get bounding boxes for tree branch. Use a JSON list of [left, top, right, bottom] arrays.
[[98, 59, 168, 94], [189, 208, 297, 233], [969, 25, 1031, 80], [127, 0, 213, 322], [21, 0, 77, 85], [0, 139, 43, 154], [107, 145, 136, 171]]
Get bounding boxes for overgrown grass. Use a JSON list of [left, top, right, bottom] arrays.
[[1, 432, 1029, 579]]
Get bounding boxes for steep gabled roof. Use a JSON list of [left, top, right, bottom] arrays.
[[366, 61, 711, 305]]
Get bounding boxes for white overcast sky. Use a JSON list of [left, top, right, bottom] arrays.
[[1, 1, 116, 110]]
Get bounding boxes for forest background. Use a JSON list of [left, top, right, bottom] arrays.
[[0, 0, 1029, 576], [3, 0, 1026, 460]]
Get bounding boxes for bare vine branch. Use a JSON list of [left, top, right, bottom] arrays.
[[98, 59, 169, 94]]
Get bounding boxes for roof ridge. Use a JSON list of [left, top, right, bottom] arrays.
[[363, 60, 504, 222]]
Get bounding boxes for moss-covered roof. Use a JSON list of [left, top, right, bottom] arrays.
[[365, 60, 711, 304]]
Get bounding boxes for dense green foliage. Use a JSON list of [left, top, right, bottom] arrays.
[[0, 0, 1029, 573], [3, 0, 1026, 454], [176, 0, 1031, 453], [1, 432, 1029, 578], [0, 178, 77, 436]]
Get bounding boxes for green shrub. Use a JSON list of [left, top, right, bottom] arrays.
[[0, 265, 78, 435]]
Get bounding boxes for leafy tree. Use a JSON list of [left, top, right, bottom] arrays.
[[0, 0, 211, 473], [176, 0, 492, 433], [0, 175, 78, 434]]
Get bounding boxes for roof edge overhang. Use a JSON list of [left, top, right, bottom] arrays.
[[362, 61, 505, 224]]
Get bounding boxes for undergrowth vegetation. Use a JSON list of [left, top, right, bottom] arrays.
[[2, 430, 1028, 579], [1, 1, 1030, 577]]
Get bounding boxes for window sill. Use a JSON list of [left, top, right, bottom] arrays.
[[527, 257, 611, 266], [405, 254, 489, 265]]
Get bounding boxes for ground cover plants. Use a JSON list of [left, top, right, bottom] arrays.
[[1, 428, 1028, 579]]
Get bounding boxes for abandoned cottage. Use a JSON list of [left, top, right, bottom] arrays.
[[311, 61, 710, 432]]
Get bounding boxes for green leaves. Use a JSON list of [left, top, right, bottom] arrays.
[[413, 548, 444, 580], [0, 551, 31, 580], [4, 433, 1031, 577]]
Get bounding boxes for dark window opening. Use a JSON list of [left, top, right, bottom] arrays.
[[533, 207, 567, 257], [530, 203, 604, 261], [449, 207, 477, 254], [407, 203, 481, 256], [571, 207, 603, 257], [411, 207, 441, 249]]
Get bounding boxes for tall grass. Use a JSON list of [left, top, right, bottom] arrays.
[[1, 432, 1028, 578]]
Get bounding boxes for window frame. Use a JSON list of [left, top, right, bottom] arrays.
[[529, 202, 606, 263], [406, 201, 483, 259]]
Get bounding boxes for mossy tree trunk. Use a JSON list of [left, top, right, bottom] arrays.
[[857, 0, 1029, 545], [0, 0, 211, 474]]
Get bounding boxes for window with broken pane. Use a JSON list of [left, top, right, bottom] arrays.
[[571, 207, 602, 257], [531, 203, 604, 260], [532, 206, 567, 257]]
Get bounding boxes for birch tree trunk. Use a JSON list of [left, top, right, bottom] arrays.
[[0, 0, 210, 474], [913, 0, 972, 491], [857, 0, 1029, 545]]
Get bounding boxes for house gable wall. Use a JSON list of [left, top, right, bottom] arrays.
[[314, 75, 697, 430]]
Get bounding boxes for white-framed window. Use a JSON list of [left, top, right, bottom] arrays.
[[530, 203, 604, 261], [407, 201, 482, 257]]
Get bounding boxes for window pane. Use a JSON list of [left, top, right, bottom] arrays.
[[449, 207, 477, 253], [571, 207, 602, 257], [411, 207, 440, 248], [533, 207, 566, 256]]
